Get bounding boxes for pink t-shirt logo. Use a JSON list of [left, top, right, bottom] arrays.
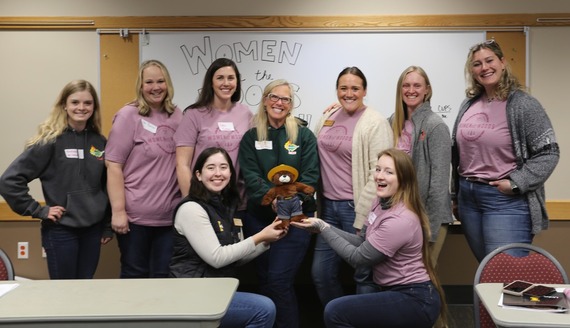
[[207, 128, 241, 152], [149, 125, 177, 154], [459, 112, 495, 142], [320, 125, 351, 152]]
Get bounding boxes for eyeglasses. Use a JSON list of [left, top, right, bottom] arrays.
[[266, 93, 292, 105], [470, 39, 498, 52]]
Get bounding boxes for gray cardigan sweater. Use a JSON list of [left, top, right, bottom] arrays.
[[389, 102, 453, 241], [451, 89, 559, 234]]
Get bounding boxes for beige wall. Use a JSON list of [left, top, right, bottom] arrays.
[[529, 27, 570, 198], [0, 1, 569, 282], [0, 30, 99, 199]]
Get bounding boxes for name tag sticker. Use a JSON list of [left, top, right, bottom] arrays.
[[141, 119, 157, 134], [255, 141, 273, 150], [234, 218, 244, 241], [65, 149, 84, 159], [367, 212, 377, 225], [218, 122, 235, 131], [323, 120, 335, 127]]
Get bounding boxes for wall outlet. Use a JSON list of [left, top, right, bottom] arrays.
[[18, 241, 29, 259]]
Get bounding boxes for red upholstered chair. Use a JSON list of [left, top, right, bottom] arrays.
[[0, 248, 15, 280], [473, 243, 569, 328]]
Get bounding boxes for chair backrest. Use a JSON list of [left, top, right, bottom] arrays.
[[473, 243, 569, 328], [0, 248, 15, 280]]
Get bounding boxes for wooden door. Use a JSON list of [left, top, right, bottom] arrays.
[[99, 33, 139, 137]]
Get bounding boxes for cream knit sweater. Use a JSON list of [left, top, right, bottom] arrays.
[[315, 107, 393, 229]]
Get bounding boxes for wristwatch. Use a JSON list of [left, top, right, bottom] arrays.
[[509, 180, 521, 194]]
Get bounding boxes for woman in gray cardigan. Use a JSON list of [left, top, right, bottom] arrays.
[[390, 66, 453, 266], [451, 40, 559, 262]]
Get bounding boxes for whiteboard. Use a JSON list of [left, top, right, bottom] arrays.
[[141, 31, 485, 129]]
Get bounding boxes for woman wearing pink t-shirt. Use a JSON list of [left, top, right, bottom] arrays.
[[293, 148, 447, 328], [106, 60, 182, 278], [313, 67, 393, 305], [174, 58, 252, 215], [452, 40, 559, 262]]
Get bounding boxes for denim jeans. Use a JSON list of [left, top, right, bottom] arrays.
[[116, 223, 173, 278], [312, 198, 361, 305], [244, 211, 312, 328], [41, 220, 104, 279], [458, 178, 533, 262], [324, 281, 441, 328], [220, 291, 276, 328]]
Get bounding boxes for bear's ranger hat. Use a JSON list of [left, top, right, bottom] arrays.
[[267, 164, 299, 182]]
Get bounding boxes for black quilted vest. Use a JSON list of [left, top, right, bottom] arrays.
[[169, 195, 239, 278]]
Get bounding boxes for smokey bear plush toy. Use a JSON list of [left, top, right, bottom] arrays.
[[262, 164, 315, 228]]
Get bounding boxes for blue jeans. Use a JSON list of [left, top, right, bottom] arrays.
[[312, 198, 363, 305], [458, 178, 533, 262], [324, 281, 441, 328], [116, 223, 173, 278], [220, 291, 276, 328], [244, 211, 312, 328], [41, 220, 104, 279]]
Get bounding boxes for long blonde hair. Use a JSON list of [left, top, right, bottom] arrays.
[[26, 80, 101, 148], [131, 59, 176, 116], [253, 79, 301, 143], [392, 66, 432, 146], [464, 40, 523, 100], [379, 148, 448, 327]]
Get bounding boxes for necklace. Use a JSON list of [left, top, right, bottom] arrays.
[[486, 96, 496, 103]]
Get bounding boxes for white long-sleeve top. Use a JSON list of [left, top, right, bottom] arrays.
[[174, 201, 269, 269]]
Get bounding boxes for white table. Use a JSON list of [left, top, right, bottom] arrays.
[[0, 278, 238, 327], [475, 283, 570, 328]]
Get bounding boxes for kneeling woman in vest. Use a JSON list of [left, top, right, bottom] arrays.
[[170, 147, 286, 328]]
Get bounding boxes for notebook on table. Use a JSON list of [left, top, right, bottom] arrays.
[[500, 291, 569, 313]]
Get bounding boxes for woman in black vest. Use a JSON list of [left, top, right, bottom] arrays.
[[170, 147, 286, 328]]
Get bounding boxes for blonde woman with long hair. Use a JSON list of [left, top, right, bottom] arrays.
[[390, 66, 452, 265], [106, 60, 182, 278], [238, 79, 319, 328], [0, 80, 111, 279]]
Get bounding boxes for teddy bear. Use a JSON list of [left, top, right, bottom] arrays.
[[262, 164, 315, 228]]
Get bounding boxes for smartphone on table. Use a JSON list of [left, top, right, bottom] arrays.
[[502, 280, 533, 296], [523, 284, 556, 297], [502, 280, 556, 297]]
